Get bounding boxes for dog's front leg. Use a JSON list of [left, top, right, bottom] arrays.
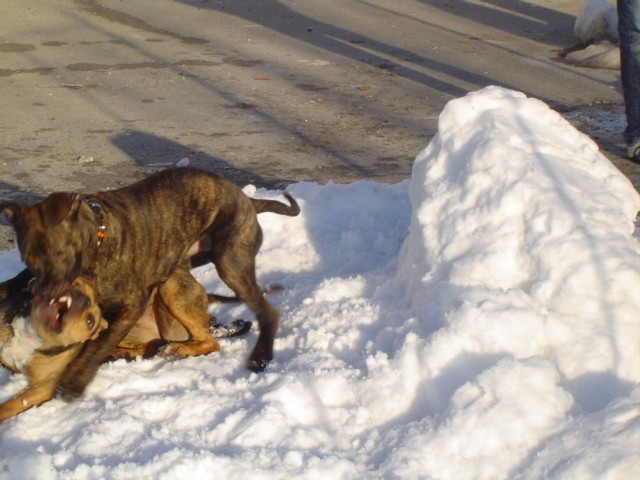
[[0, 381, 59, 423], [0, 346, 82, 423], [56, 292, 148, 400]]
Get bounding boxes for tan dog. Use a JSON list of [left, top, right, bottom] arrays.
[[0, 272, 258, 422], [0, 275, 107, 422]]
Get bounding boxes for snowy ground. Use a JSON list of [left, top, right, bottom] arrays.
[[0, 87, 639, 479]]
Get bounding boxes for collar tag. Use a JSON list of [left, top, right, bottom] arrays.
[[85, 200, 106, 246]]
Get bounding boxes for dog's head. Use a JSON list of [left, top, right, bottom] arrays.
[[30, 274, 108, 348], [1, 193, 95, 296]]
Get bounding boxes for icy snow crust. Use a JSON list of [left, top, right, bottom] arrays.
[[1, 87, 638, 479]]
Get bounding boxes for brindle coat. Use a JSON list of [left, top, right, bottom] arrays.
[[0, 168, 299, 399]]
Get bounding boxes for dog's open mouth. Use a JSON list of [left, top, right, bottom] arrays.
[[46, 295, 73, 332], [31, 275, 96, 335], [32, 291, 77, 333]]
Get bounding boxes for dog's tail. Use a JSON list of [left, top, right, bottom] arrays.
[[251, 194, 300, 217]]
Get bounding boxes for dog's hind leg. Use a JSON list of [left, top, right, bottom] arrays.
[[156, 268, 220, 358], [108, 339, 168, 361], [214, 249, 279, 372]]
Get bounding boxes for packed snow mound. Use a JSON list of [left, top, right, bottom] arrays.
[[568, 1, 619, 69], [385, 86, 640, 477], [575, 0, 618, 44], [0, 87, 639, 479], [396, 86, 639, 390]]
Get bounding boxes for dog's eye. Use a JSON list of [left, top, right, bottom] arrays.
[[86, 315, 95, 329]]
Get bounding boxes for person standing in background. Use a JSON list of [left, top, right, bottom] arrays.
[[618, 0, 640, 162]]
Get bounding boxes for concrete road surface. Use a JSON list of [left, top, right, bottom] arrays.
[[1, 0, 638, 249]]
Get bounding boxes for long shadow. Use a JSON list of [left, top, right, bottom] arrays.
[[111, 130, 295, 190], [176, 0, 505, 97], [421, 0, 575, 47], [358, 0, 614, 91], [67, 1, 375, 180], [0, 182, 42, 205]]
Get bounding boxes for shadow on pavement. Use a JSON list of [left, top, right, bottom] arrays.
[[175, 0, 505, 97], [422, 0, 575, 47], [111, 130, 296, 189]]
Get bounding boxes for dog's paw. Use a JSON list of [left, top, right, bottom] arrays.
[[159, 339, 221, 359], [55, 381, 85, 402], [247, 342, 273, 373], [246, 358, 268, 373]]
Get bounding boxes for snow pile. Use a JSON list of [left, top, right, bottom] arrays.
[[567, 0, 619, 69], [1, 87, 639, 479], [380, 86, 640, 478], [575, 0, 618, 44]]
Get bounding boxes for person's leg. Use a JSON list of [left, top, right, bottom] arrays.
[[618, 0, 640, 159]]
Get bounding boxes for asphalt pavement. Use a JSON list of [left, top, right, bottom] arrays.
[[1, 0, 638, 249]]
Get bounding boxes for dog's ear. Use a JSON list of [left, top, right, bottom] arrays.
[[68, 193, 83, 220], [42, 193, 84, 223], [0, 202, 21, 226]]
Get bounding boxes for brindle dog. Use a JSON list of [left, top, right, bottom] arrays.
[[0, 168, 299, 400]]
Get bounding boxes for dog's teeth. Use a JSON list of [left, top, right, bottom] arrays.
[[58, 295, 72, 308], [49, 298, 55, 305]]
